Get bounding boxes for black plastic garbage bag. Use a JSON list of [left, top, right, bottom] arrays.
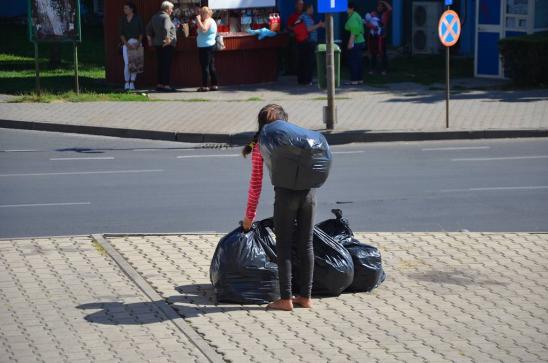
[[259, 120, 332, 190], [260, 218, 354, 297], [316, 209, 386, 292], [292, 226, 355, 296], [210, 220, 279, 304]]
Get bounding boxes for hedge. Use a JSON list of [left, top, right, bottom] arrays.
[[498, 32, 548, 86]]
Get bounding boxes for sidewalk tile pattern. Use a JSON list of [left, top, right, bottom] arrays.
[[0, 236, 208, 363], [108, 232, 548, 363], [1, 89, 547, 135]]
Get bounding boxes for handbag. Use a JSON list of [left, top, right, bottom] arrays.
[[215, 34, 226, 51]]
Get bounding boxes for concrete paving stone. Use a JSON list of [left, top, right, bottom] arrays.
[[1, 238, 213, 363], [106, 232, 548, 362], [36, 351, 67, 362]]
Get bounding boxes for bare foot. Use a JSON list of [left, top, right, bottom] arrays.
[[292, 296, 313, 308], [266, 299, 293, 311]]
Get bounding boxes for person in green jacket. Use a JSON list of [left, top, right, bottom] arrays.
[[344, 2, 365, 85]]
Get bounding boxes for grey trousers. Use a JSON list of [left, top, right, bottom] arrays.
[[273, 187, 316, 299]]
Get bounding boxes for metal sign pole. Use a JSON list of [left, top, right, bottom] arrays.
[[74, 42, 80, 95], [324, 13, 336, 130], [446, 44, 450, 128], [34, 41, 41, 96], [443, 2, 452, 129]]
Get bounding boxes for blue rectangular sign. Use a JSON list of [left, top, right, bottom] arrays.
[[445, 0, 453, 5], [318, 0, 348, 13]]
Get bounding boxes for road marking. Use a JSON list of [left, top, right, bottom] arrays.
[[452, 155, 548, 161], [332, 151, 365, 154], [422, 146, 490, 151], [441, 186, 548, 192], [0, 169, 164, 177], [2, 149, 38, 152], [177, 154, 239, 158], [0, 202, 91, 208], [50, 157, 115, 161]]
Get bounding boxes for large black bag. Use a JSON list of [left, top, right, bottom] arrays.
[[316, 209, 386, 292], [210, 220, 279, 304], [259, 120, 332, 191], [292, 226, 355, 296], [260, 218, 354, 297]]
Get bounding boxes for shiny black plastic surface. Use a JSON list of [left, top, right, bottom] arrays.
[[210, 221, 280, 304], [295, 226, 355, 296], [259, 120, 332, 190], [316, 209, 386, 292]]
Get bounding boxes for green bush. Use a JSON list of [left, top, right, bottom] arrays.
[[499, 32, 548, 86]]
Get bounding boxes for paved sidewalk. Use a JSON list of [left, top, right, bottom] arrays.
[[1, 79, 547, 144], [105, 232, 548, 363], [1, 232, 547, 362], [0, 236, 214, 363]]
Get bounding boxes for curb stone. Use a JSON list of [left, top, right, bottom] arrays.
[[2, 118, 548, 145]]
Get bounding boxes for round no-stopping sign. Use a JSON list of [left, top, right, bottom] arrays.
[[438, 10, 461, 47]]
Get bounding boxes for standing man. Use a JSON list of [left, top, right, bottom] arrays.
[[285, 0, 305, 75], [287, 0, 305, 31], [146, 1, 177, 92], [365, 0, 392, 75], [297, 4, 324, 85]]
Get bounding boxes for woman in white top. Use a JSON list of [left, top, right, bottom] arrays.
[[196, 7, 218, 92]]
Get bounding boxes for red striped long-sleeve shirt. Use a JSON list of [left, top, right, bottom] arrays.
[[245, 144, 263, 221]]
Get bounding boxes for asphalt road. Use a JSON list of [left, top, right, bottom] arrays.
[[1, 128, 547, 238]]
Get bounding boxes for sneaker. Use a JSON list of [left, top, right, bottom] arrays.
[[124, 82, 130, 90], [129, 82, 135, 90], [210, 85, 219, 91], [197, 87, 209, 92]]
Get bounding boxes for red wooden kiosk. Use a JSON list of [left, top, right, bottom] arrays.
[[104, 0, 288, 87]]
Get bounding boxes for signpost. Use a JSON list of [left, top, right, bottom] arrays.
[[438, 8, 461, 128], [27, 0, 82, 95], [318, 0, 347, 130]]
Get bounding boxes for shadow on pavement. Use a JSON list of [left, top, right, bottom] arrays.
[[383, 89, 548, 104], [78, 284, 266, 324]]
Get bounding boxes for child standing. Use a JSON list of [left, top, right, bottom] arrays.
[[242, 104, 330, 311]]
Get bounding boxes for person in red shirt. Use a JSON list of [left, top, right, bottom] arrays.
[[366, 0, 392, 75], [242, 104, 315, 312], [285, 0, 305, 76], [287, 0, 305, 31]]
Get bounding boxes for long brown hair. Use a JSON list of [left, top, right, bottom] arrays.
[[242, 104, 288, 157]]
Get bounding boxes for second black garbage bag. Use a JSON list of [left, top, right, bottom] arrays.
[[263, 218, 355, 297], [210, 219, 280, 304], [316, 209, 386, 292], [302, 226, 355, 296]]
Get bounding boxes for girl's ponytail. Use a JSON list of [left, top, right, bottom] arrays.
[[242, 131, 259, 157]]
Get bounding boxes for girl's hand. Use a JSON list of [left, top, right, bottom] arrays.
[[196, 14, 201, 22], [242, 216, 253, 231]]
